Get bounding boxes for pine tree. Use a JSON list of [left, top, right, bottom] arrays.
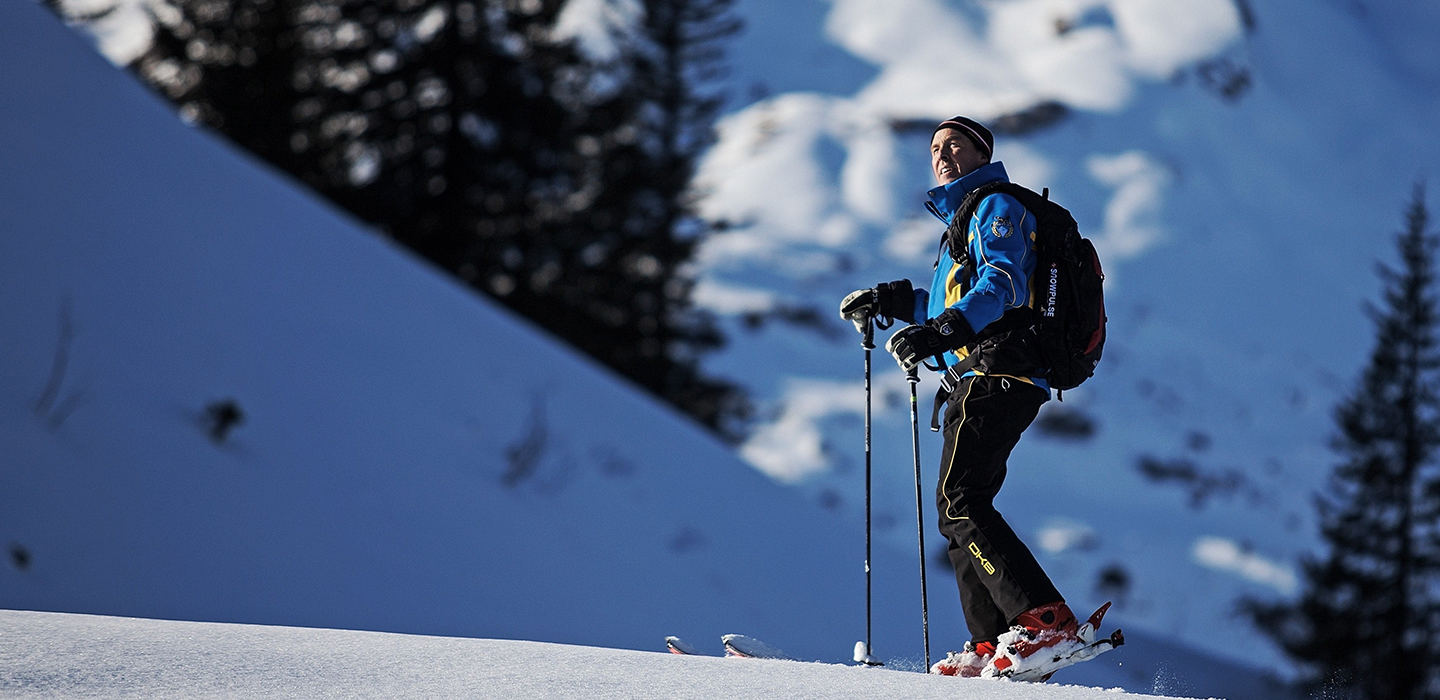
[[55, 0, 747, 435], [1250, 187, 1440, 699], [559, 0, 745, 433], [133, 0, 313, 181], [306, 0, 748, 435]]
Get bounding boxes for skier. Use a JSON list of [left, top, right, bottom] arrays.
[[839, 116, 1081, 678]]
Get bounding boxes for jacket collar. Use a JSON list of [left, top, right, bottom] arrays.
[[925, 161, 1009, 224]]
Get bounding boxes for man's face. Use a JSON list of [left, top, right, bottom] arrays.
[[931, 128, 987, 186]]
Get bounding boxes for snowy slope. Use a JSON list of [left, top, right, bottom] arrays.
[[695, 0, 1440, 676], [1, 610, 1189, 700], [0, 0, 927, 663], [6, 0, 1313, 695]]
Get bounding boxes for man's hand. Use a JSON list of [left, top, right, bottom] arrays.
[[839, 279, 915, 333], [839, 288, 878, 333], [885, 325, 948, 373], [884, 308, 977, 373]]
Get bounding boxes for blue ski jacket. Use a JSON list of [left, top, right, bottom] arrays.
[[911, 161, 1049, 393]]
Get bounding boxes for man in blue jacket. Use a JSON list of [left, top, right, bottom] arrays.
[[839, 116, 1076, 677]]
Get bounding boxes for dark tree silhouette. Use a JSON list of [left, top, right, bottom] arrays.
[[1250, 186, 1440, 700], [56, 0, 747, 436], [563, 0, 746, 431], [134, 0, 312, 178]]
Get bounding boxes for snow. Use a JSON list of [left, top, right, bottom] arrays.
[[824, 0, 1242, 117], [1355, 0, 1440, 88], [1037, 519, 1100, 555], [0, 609, 1194, 700], [553, 0, 644, 63], [0, 0, 924, 666], [51, 0, 156, 65], [1106, 0, 1243, 79], [1191, 537, 1298, 596], [7, 0, 1402, 695], [691, 278, 778, 314], [411, 5, 449, 43], [696, 0, 1440, 678], [739, 378, 867, 483], [1085, 150, 1171, 260], [826, 0, 1025, 118], [696, 93, 863, 266], [883, 216, 944, 265], [7, 10, 1289, 697]]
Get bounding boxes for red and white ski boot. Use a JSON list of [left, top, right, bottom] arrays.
[[984, 601, 1122, 682], [990, 602, 1077, 677], [929, 640, 995, 677]]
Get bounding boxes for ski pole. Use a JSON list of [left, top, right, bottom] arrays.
[[908, 368, 931, 670], [855, 312, 888, 667], [863, 317, 876, 664]]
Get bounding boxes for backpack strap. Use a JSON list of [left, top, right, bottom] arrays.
[[944, 181, 1020, 264], [929, 351, 983, 431]]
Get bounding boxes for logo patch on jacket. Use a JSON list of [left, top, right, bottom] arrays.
[[991, 216, 1013, 239]]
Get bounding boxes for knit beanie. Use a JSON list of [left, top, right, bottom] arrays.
[[933, 116, 993, 160]]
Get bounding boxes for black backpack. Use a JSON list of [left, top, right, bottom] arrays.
[[945, 181, 1106, 393]]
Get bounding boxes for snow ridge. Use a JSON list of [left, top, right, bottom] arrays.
[[0, 610, 1195, 700]]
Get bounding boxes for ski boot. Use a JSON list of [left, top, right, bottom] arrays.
[[985, 601, 1121, 681], [986, 601, 1078, 679], [930, 640, 995, 677]]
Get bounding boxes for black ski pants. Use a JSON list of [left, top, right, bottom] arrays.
[[936, 374, 1062, 643]]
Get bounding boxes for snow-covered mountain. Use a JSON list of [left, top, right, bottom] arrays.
[[9, 0, 1412, 694], [695, 0, 1440, 677], [0, 0, 923, 664]]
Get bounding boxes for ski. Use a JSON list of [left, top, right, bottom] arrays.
[[663, 634, 794, 661], [664, 636, 701, 656], [722, 634, 792, 660], [667, 620, 1119, 681]]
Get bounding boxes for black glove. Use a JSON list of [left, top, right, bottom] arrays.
[[884, 308, 976, 373], [838, 279, 916, 333]]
